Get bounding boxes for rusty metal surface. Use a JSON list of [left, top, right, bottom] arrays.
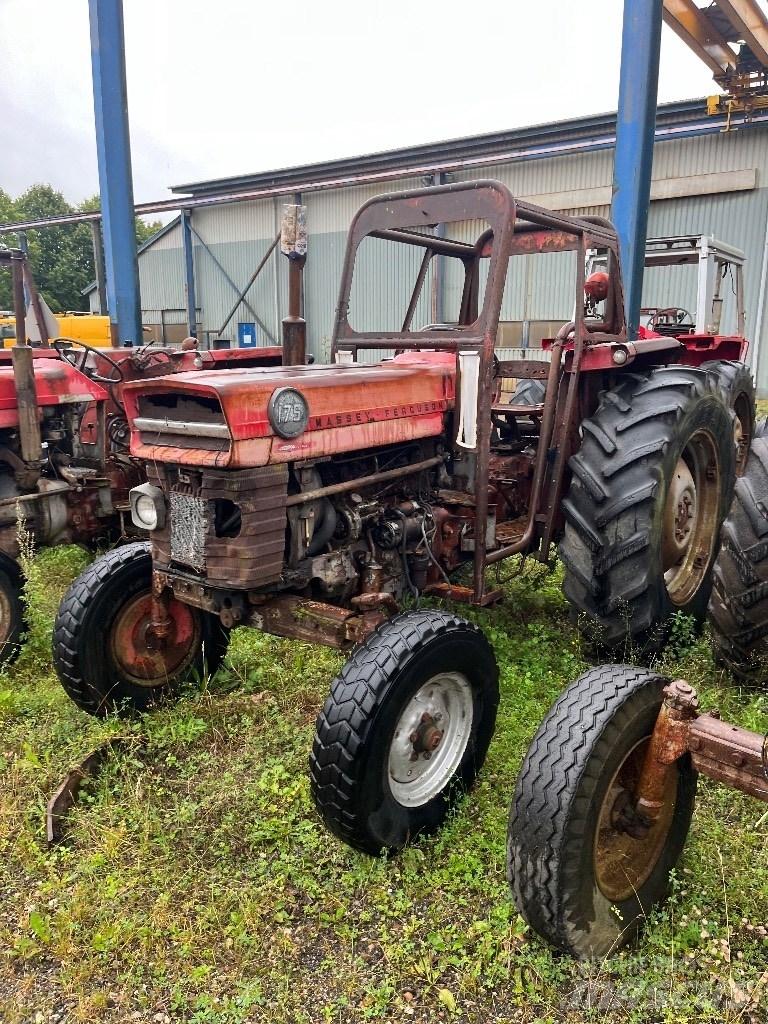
[[150, 462, 289, 589], [46, 738, 132, 846], [689, 712, 768, 802], [634, 680, 700, 823]]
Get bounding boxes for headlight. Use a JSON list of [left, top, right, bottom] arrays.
[[129, 483, 166, 531]]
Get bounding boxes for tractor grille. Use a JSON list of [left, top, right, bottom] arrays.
[[170, 492, 208, 570], [149, 463, 289, 589]]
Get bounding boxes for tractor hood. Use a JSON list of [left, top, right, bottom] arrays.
[[122, 353, 456, 468], [0, 355, 108, 430]]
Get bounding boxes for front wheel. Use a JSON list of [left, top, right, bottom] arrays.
[[310, 610, 499, 855], [508, 665, 697, 958], [52, 542, 229, 716]]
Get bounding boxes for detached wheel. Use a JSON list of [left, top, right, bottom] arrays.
[[310, 610, 499, 855], [702, 360, 755, 476], [52, 542, 228, 716], [560, 366, 735, 653], [709, 436, 768, 682], [0, 553, 24, 666], [508, 665, 697, 958]]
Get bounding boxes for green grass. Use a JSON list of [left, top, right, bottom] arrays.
[[1, 546, 768, 1023]]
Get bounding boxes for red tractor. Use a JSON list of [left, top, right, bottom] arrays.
[[508, 435, 768, 958], [52, 180, 753, 854], [0, 247, 282, 662]]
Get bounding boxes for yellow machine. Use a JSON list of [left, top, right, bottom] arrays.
[[0, 309, 112, 348]]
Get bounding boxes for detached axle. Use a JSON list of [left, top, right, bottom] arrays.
[[637, 679, 768, 812]]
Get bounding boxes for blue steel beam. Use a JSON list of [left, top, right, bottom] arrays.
[[611, 0, 664, 338], [181, 210, 197, 337], [88, 0, 141, 346]]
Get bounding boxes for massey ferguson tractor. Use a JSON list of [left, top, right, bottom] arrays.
[[508, 436, 768, 958], [51, 179, 753, 855], [0, 246, 282, 663]]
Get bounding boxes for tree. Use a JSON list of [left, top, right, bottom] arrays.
[[0, 186, 163, 314]]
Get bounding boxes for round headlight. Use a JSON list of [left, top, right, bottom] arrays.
[[268, 386, 309, 439], [134, 493, 159, 530]]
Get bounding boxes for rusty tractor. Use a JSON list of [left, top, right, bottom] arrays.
[[0, 246, 283, 663], [52, 179, 753, 854], [508, 436, 768, 957]]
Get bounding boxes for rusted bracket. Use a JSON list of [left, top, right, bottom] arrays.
[[46, 737, 132, 847], [689, 714, 768, 802], [635, 680, 699, 824]]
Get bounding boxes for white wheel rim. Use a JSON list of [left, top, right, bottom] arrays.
[[387, 671, 474, 808]]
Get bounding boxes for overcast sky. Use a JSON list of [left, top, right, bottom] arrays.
[[2, 1, 719, 209]]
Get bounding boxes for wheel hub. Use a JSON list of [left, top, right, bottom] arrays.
[[388, 672, 474, 808], [594, 738, 678, 902], [661, 431, 721, 607], [110, 591, 200, 687], [409, 712, 445, 759]]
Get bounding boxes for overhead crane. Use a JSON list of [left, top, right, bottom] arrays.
[[663, 0, 768, 125]]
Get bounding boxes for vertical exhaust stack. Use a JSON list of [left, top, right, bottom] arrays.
[[281, 204, 307, 366], [10, 250, 42, 466]]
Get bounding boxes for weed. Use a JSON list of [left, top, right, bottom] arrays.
[[0, 547, 766, 1023]]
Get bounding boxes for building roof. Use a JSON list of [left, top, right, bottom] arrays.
[[171, 98, 765, 198]]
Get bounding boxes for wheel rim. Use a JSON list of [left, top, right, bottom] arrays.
[[594, 737, 678, 902], [387, 672, 474, 808], [661, 429, 720, 606], [733, 396, 752, 475], [110, 590, 201, 687]]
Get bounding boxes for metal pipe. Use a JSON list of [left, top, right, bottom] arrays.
[[11, 344, 43, 464], [485, 339, 565, 564], [181, 210, 197, 338], [611, 0, 663, 337], [751, 198, 768, 382], [88, 0, 142, 346], [11, 253, 26, 346], [284, 455, 443, 507], [90, 220, 108, 315]]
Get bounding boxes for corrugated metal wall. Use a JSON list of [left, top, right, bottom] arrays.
[[134, 124, 768, 390]]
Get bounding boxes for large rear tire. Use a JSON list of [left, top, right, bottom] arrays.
[[508, 664, 697, 958], [708, 436, 768, 682], [560, 367, 735, 653], [52, 542, 229, 716], [310, 610, 499, 855], [701, 360, 755, 476]]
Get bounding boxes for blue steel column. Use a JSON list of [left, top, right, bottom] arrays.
[[611, 0, 663, 338], [181, 210, 197, 338], [88, 0, 141, 346]]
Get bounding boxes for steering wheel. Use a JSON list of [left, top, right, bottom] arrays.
[[647, 307, 694, 332], [52, 338, 125, 386]]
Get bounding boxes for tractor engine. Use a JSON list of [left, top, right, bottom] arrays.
[[122, 354, 534, 639], [0, 353, 140, 557]]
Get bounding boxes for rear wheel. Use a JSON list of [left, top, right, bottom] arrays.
[[702, 360, 755, 476], [708, 436, 768, 682], [310, 610, 499, 855], [560, 367, 735, 653], [52, 542, 228, 716], [508, 664, 697, 958]]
